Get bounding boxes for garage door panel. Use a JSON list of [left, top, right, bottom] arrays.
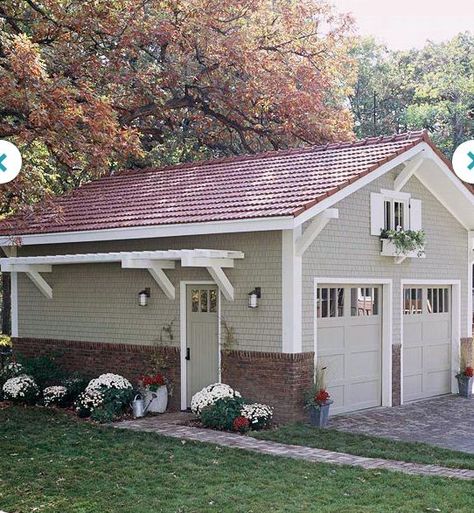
[[403, 346, 422, 374], [425, 344, 450, 370], [318, 326, 345, 352], [423, 320, 450, 343], [323, 354, 345, 382], [317, 284, 382, 415], [403, 322, 422, 345], [403, 285, 451, 403], [350, 351, 380, 380]]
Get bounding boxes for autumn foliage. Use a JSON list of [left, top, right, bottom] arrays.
[[0, 0, 355, 213]]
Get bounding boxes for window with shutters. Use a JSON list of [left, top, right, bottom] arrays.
[[370, 190, 422, 236]]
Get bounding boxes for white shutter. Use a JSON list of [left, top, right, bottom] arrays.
[[370, 193, 385, 235], [409, 199, 422, 230]]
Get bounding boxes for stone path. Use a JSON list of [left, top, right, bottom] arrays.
[[328, 395, 474, 454], [114, 415, 474, 480]]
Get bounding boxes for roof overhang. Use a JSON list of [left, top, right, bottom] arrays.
[[0, 249, 245, 301]]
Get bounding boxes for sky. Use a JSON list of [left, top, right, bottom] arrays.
[[332, 0, 474, 49]]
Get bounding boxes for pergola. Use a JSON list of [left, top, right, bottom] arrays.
[[0, 249, 245, 301]]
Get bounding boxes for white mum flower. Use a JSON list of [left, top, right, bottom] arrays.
[[85, 373, 132, 392], [190, 383, 241, 415], [241, 403, 273, 426], [75, 389, 105, 412], [3, 374, 39, 401], [43, 385, 68, 406]]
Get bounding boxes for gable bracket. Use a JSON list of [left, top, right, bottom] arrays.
[[0, 263, 53, 299], [295, 209, 339, 257], [394, 154, 424, 192]]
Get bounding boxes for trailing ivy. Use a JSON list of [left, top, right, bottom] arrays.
[[381, 229, 426, 257]]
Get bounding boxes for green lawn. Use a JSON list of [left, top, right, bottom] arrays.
[[253, 422, 474, 470], [1, 407, 474, 513]]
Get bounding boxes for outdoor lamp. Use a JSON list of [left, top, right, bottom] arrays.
[[138, 288, 151, 307], [248, 287, 261, 309]]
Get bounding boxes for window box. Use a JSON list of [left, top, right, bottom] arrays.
[[380, 238, 425, 259]]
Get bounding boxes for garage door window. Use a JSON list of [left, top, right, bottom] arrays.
[[316, 287, 344, 318], [427, 288, 449, 314], [404, 288, 422, 314], [351, 287, 379, 316]]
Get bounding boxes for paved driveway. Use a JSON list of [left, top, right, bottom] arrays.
[[327, 395, 474, 454]]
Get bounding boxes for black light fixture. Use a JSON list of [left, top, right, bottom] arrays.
[[138, 287, 151, 307], [248, 287, 261, 309]]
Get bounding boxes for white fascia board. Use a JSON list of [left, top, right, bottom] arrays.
[[293, 144, 426, 226], [0, 216, 295, 247], [393, 154, 424, 192]]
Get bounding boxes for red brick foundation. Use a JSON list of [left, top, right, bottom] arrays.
[[12, 337, 181, 410], [392, 344, 401, 406], [12, 338, 314, 423], [222, 350, 314, 423]]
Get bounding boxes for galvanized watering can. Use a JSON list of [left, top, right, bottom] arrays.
[[131, 393, 157, 418]]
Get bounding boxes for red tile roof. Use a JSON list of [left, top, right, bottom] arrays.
[[0, 131, 437, 235]]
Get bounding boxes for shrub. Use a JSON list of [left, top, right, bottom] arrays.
[[17, 354, 65, 389], [200, 396, 246, 431], [0, 360, 24, 383], [3, 375, 39, 404], [191, 383, 241, 415], [75, 389, 105, 417], [76, 373, 134, 422], [62, 375, 88, 405], [43, 385, 68, 407], [240, 403, 273, 430]]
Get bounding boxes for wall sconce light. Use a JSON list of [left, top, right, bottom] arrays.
[[248, 287, 261, 309], [138, 288, 151, 307]]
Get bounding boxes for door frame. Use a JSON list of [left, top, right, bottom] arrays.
[[179, 280, 221, 410], [314, 278, 393, 408], [400, 279, 461, 404]]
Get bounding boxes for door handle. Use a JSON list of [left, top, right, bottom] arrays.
[[186, 347, 190, 360]]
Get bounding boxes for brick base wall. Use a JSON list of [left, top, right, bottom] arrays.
[[222, 350, 314, 423], [12, 337, 181, 410], [461, 337, 474, 367], [392, 344, 401, 406], [13, 338, 314, 423]]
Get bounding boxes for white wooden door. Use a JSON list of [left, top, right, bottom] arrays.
[[186, 285, 219, 407], [403, 286, 451, 402], [317, 285, 382, 414]]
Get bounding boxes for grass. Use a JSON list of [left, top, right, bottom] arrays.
[[1, 407, 474, 513], [253, 422, 474, 470]]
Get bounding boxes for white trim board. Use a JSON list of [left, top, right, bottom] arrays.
[[179, 280, 220, 411], [399, 279, 461, 404], [313, 278, 393, 410]]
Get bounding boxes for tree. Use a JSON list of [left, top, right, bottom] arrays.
[[350, 33, 474, 157], [0, 0, 356, 216]]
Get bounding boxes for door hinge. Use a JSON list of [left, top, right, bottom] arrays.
[[185, 347, 190, 360]]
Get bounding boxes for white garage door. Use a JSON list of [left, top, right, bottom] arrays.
[[403, 286, 452, 402], [317, 285, 382, 415]]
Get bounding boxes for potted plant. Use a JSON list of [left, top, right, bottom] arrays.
[[304, 363, 333, 427], [139, 373, 168, 413], [456, 345, 474, 398]]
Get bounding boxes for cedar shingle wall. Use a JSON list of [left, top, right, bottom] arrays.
[[302, 166, 469, 355], [17, 231, 282, 352]]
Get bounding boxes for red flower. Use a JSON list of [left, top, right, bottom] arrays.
[[140, 373, 166, 387], [315, 389, 330, 404], [465, 367, 474, 378], [233, 416, 250, 433]]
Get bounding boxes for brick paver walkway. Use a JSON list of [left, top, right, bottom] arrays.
[[114, 414, 474, 480], [328, 395, 474, 453]]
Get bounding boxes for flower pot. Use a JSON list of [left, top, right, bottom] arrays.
[[456, 375, 473, 398], [308, 401, 333, 427], [145, 385, 168, 413]]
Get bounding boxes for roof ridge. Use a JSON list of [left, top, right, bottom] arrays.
[[107, 130, 428, 180]]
